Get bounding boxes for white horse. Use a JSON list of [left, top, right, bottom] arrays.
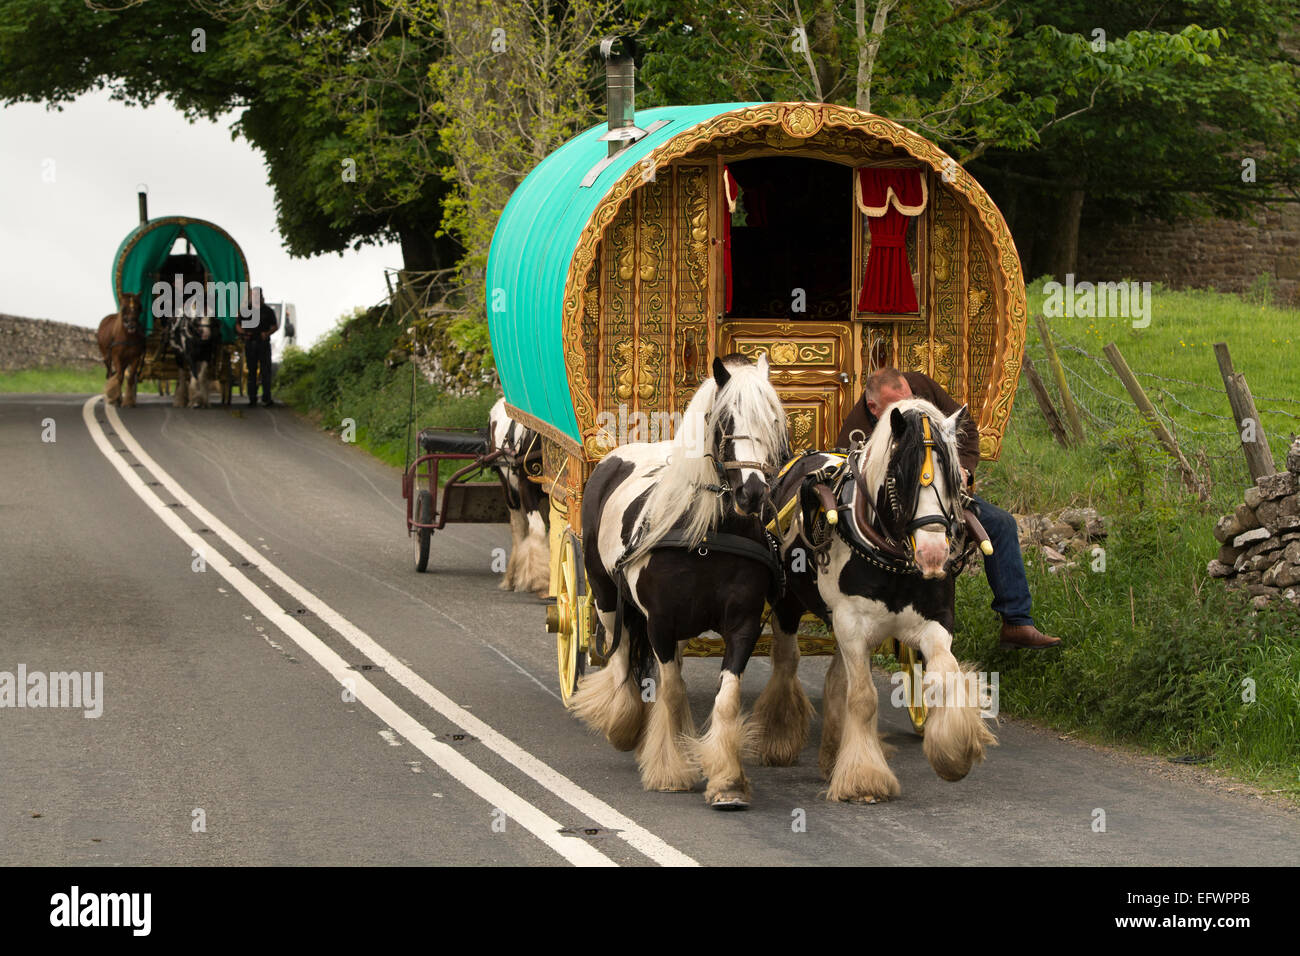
[[758, 398, 997, 802], [569, 353, 791, 808]]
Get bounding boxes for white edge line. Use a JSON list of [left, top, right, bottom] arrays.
[[99, 398, 699, 867], [85, 397, 614, 868]]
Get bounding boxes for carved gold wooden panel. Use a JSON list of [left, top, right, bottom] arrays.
[[929, 179, 963, 397], [968, 226, 996, 428], [774, 387, 842, 453], [634, 172, 671, 428], [673, 164, 712, 413]]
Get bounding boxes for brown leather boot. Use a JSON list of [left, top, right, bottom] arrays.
[[998, 622, 1062, 650]]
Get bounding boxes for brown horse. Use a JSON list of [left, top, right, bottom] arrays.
[[97, 293, 145, 407]]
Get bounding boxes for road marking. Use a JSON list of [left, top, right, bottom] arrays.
[[84, 397, 614, 868], [91, 397, 699, 867]]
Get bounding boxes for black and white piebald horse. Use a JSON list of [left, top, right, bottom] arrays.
[[169, 306, 220, 409], [569, 354, 790, 809], [755, 397, 997, 802], [488, 398, 550, 596]]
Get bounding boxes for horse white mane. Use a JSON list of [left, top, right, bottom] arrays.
[[857, 397, 961, 503], [626, 358, 788, 562]]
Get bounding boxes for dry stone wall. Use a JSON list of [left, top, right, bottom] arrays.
[[0, 314, 101, 371], [1207, 437, 1300, 609], [1076, 206, 1300, 305]]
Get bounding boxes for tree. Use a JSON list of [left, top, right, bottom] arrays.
[[0, 0, 458, 272], [630, 0, 1298, 276], [407, 0, 632, 319]]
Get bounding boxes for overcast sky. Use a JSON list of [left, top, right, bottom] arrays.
[[0, 89, 402, 349]]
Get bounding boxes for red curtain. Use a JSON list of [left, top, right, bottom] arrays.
[[722, 165, 741, 313], [856, 168, 924, 314]]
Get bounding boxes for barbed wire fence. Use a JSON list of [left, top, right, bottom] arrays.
[[1019, 330, 1298, 503]]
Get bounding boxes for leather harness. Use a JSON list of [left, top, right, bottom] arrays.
[[599, 526, 785, 659]]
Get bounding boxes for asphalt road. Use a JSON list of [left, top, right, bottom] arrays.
[[1, 393, 1296, 866]]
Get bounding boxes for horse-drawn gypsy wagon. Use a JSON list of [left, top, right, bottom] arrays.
[[104, 199, 250, 406], [489, 97, 1026, 662], [483, 41, 1029, 804]]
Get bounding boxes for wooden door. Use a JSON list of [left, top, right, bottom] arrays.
[[716, 319, 855, 452]]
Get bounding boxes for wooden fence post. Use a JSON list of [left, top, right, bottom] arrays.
[[1035, 313, 1085, 442], [1103, 342, 1207, 499], [1022, 355, 1072, 447], [1213, 342, 1277, 481]]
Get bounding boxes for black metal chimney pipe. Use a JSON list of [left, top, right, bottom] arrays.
[[138, 190, 148, 224]]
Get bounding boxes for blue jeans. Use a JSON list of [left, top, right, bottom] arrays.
[[971, 496, 1034, 626]]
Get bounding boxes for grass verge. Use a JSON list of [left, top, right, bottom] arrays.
[[0, 365, 105, 393], [952, 280, 1299, 798]]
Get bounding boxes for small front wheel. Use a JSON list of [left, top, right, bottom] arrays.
[[414, 489, 433, 572]]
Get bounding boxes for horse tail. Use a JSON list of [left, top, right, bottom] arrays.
[[622, 586, 654, 690]]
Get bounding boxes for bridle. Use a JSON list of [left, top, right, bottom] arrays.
[[700, 428, 786, 529], [838, 413, 969, 575]]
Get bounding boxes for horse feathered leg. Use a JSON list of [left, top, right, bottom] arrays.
[[123, 362, 139, 407], [635, 655, 699, 792], [173, 372, 188, 408], [105, 360, 124, 405], [196, 362, 211, 407], [818, 649, 845, 777], [688, 670, 758, 807], [753, 615, 813, 766], [500, 505, 526, 591], [824, 632, 900, 803], [913, 621, 998, 782], [566, 617, 646, 751], [514, 509, 551, 597]]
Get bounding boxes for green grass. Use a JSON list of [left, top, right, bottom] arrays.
[[0, 365, 106, 393], [950, 280, 1300, 797]]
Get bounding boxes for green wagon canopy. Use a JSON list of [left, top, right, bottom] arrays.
[[111, 216, 251, 344], [487, 104, 757, 444]]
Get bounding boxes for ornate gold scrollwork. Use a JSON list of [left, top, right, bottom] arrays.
[[780, 104, 824, 138], [787, 408, 817, 451], [770, 342, 798, 365], [613, 339, 660, 402]]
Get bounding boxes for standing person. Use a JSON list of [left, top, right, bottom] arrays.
[[838, 367, 1062, 650], [241, 287, 279, 407]]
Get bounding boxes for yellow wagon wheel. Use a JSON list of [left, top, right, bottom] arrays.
[[881, 637, 927, 734], [545, 531, 589, 703]]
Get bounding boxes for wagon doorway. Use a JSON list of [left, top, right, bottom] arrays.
[[717, 156, 858, 452]]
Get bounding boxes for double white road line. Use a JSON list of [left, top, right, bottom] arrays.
[[83, 396, 697, 867]]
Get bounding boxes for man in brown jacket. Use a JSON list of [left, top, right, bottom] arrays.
[[837, 367, 1061, 649]]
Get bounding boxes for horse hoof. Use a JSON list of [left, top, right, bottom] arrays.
[[708, 792, 750, 810], [846, 794, 886, 805]]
